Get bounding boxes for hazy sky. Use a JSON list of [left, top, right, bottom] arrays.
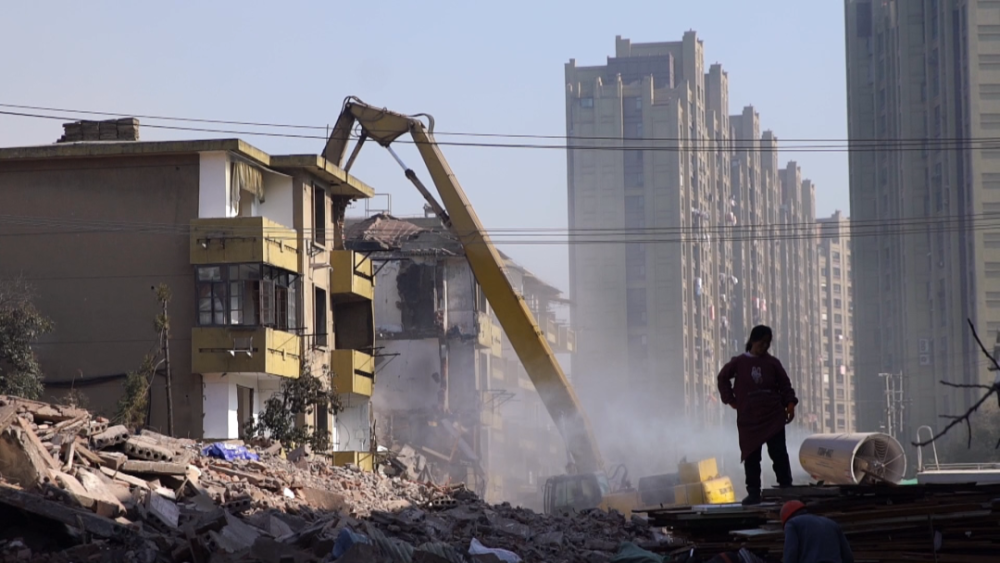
[[0, 1, 848, 294]]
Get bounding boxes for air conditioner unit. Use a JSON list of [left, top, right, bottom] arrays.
[[919, 354, 931, 366], [918, 339, 930, 353]]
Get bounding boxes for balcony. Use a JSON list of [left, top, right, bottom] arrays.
[[191, 327, 300, 378], [330, 250, 374, 302], [541, 317, 559, 347], [331, 349, 374, 397], [191, 217, 300, 274], [330, 451, 374, 472], [476, 312, 503, 356]]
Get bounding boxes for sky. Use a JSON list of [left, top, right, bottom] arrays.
[[0, 0, 849, 295]]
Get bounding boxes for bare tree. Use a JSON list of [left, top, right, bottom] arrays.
[[0, 276, 52, 399], [912, 318, 1000, 450], [115, 284, 174, 433]]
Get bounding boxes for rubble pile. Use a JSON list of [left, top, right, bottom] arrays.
[[0, 396, 662, 563]]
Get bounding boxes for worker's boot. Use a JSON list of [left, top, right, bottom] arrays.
[[741, 490, 761, 506]]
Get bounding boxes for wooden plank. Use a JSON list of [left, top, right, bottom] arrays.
[[61, 440, 75, 471], [15, 417, 60, 471], [51, 470, 97, 511], [0, 484, 139, 540], [99, 466, 151, 490], [40, 415, 88, 441], [74, 441, 104, 466], [0, 404, 19, 434]]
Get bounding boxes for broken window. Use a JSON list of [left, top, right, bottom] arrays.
[[314, 286, 328, 347], [313, 185, 327, 246], [195, 264, 299, 330], [198, 266, 226, 325]]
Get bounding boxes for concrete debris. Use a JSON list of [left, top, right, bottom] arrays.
[[0, 396, 669, 563]]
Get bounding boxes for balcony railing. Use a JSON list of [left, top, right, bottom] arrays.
[[190, 217, 300, 273], [331, 349, 375, 397], [330, 451, 374, 472], [191, 326, 300, 378]]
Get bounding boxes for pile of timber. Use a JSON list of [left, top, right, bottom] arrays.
[[642, 483, 1000, 563]]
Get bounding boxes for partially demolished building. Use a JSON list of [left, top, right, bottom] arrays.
[[346, 213, 572, 506]]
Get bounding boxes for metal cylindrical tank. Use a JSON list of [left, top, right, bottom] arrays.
[[799, 433, 907, 485]]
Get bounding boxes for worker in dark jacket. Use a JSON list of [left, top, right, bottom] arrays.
[[781, 500, 854, 563], [717, 325, 798, 505]]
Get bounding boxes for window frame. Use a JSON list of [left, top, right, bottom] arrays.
[[195, 263, 300, 330]]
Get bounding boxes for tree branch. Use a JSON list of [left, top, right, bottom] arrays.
[[911, 318, 1000, 448]]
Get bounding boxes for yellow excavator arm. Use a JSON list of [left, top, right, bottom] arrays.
[[325, 97, 606, 479]]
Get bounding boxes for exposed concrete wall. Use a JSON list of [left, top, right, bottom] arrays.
[[373, 261, 403, 333], [198, 152, 231, 218], [371, 338, 441, 413], [335, 398, 370, 452], [258, 170, 294, 228], [445, 259, 477, 335], [0, 154, 202, 437]]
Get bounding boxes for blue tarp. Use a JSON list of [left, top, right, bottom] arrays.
[[201, 442, 260, 462]]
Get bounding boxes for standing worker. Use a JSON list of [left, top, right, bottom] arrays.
[[717, 325, 798, 505], [781, 500, 854, 563]]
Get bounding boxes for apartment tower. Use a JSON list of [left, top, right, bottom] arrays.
[[565, 34, 823, 471], [845, 0, 1000, 441], [818, 211, 855, 433]]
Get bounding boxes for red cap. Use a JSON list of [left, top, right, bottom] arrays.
[[780, 500, 806, 526]]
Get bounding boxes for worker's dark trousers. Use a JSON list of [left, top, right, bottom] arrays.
[[744, 427, 793, 495]]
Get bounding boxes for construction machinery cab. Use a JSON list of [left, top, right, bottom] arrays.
[[543, 472, 610, 514]]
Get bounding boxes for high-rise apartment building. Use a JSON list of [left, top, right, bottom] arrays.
[[845, 1, 1000, 440], [818, 211, 855, 433], [565, 34, 823, 470]]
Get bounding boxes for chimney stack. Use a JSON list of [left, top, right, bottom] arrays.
[[58, 118, 140, 143]]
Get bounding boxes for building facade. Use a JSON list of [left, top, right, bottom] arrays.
[[0, 119, 377, 467], [845, 0, 1000, 441], [565, 33, 824, 471], [818, 211, 855, 433], [346, 213, 570, 507]]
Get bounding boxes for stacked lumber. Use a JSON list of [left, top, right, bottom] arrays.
[[643, 483, 1000, 562]]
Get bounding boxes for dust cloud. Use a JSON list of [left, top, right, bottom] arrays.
[[570, 374, 814, 500]]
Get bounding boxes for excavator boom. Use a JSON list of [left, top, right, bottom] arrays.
[[327, 97, 605, 477]]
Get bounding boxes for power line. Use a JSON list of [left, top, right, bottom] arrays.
[[4, 101, 1000, 146], [0, 209, 991, 235], [0, 212, 996, 246], [4, 107, 1000, 154]]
